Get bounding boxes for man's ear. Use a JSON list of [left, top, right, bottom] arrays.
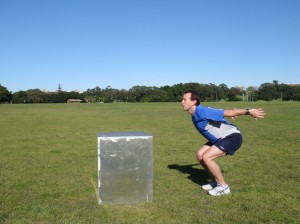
[[192, 99, 197, 106]]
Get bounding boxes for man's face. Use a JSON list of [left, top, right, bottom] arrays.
[[182, 93, 196, 111]]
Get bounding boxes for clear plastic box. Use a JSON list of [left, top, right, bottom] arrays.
[[97, 132, 153, 204]]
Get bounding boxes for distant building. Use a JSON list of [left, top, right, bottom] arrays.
[[67, 99, 82, 103]]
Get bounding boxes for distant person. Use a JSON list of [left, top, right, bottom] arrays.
[[182, 90, 265, 196]]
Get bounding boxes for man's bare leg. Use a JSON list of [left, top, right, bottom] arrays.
[[202, 145, 227, 186]]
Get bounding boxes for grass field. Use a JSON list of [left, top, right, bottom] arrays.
[[1, 102, 299, 223]]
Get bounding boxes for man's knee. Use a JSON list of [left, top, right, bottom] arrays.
[[196, 150, 204, 161], [202, 153, 212, 163], [196, 145, 210, 161]]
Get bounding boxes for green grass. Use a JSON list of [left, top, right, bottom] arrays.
[[1, 102, 299, 223]]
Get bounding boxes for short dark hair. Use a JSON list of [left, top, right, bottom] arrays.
[[184, 90, 201, 106]]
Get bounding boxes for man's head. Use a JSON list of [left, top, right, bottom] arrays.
[[183, 90, 201, 105], [182, 90, 201, 113]]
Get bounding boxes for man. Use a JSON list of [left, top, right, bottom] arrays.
[[182, 90, 265, 196]]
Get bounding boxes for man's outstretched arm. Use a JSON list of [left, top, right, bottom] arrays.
[[224, 108, 265, 119]]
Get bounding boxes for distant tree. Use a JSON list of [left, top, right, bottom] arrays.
[[82, 86, 103, 102], [218, 84, 229, 100], [258, 83, 273, 101], [0, 84, 12, 103], [26, 89, 45, 103], [84, 86, 102, 97], [129, 86, 147, 102], [290, 85, 300, 101], [206, 83, 219, 101], [115, 89, 129, 102], [160, 85, 173, 101], [102, 86, 116, 103], [67, 91, 83, 101], [170, 83, 185, 101], [258, 81, 282, 101], [50, 91, 70, 103], [272, 80, 280, 99], [12, 91, 28, 103], [227, 87, 242, 101], [277, 84, 292, 101], [147, 88, 168, 102]]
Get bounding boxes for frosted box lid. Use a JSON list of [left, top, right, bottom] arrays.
[[98, 132, 152, 138]]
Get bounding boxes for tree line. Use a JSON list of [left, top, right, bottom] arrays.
[[0, 80, 299, 104]]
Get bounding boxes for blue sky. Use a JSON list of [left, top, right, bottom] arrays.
[[0, 0, 299, 92]]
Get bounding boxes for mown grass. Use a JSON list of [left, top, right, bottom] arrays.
[[0, 102, 299, 223]]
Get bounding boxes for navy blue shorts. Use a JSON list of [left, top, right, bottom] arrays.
[[206, 133, 243, 155]]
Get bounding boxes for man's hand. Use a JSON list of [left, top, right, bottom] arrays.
[[248, 108, 265, 119]]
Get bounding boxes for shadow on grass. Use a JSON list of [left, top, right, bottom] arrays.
[[168, 164, 210, 186]]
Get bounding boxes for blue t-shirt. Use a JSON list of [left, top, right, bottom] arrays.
[[192, 105, 240, 143]]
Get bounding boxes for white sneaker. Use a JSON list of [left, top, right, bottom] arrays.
[[208, 185, 230, 196], [201, 181, 218, 191]]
